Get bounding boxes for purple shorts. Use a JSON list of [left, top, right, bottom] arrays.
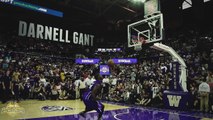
[[83, 91, 104, 113]]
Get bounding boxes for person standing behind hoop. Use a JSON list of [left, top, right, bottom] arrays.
[[198, 77, 210, 113]]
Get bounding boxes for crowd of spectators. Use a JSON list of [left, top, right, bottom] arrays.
[[0, 28, 213, 114]]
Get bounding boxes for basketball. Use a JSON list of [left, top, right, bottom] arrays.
[[107, 59, 115, 67]]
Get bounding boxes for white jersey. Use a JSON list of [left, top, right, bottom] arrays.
[[79, 80, 86, 89], [199, 82, 210, 93], [74, 79, 81, 88], [152, 87, 159, 98]]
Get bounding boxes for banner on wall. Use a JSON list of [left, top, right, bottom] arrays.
[[18, 20, 94, 46], [171, 62, 182, 91], [75, 59, 100, 64], [0, 0, 63, 17], [112, 58, 137, 64], [100, 65, 110, 75], [96, 48, 122, 53]]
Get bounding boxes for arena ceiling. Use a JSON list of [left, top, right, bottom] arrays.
[[6, 0, 209, 28], [13, 0, 185, 25], [1, 0, 212, 27]]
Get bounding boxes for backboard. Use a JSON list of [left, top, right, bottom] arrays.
[[127, 12, 164, 49]]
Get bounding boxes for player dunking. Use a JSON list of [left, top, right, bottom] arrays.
[[79, 73, 105, 120]]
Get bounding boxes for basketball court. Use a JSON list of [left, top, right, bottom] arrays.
[[0, 100, 212, 120]]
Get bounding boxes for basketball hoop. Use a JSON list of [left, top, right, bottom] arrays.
[[128, 12, 163, 49]]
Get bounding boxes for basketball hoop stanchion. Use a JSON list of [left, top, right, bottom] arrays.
[[128, 12, 190, 110]]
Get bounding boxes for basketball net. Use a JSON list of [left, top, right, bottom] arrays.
[[131, 39, 146, 51], [134, 44, 142, 51]]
